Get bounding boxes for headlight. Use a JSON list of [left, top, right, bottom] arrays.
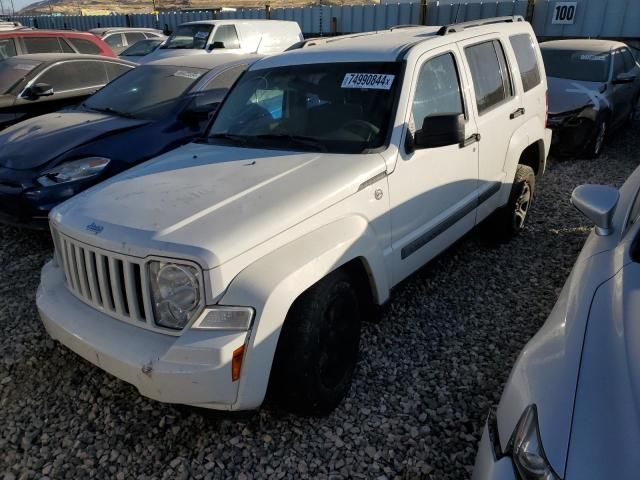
[[37, 157, 110, 186], [509, 405, 561, 480], [149, 261, 202, 330]]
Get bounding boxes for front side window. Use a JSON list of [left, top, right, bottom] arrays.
[[0, 38, 17, 59], [541, 48, 611, 82], [68, 37, 102, 55], [509, 34, 542, 92], [622, 48, 637, 72], [212, 25, 240, 49], [209, 62, 402, 154], [84, 65, 207, 120], [465, 40, 513, 115], [0, 58, 41, 94], [163, 24, 213, 50], [23, 36, 64, 54], [613, 49, 625, 78], [37, 61, 108, 93], [412, 53, 464, 129]]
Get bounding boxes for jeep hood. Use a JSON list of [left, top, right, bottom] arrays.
[[0, 111, 150, 170], [52, 143, 387, 269]]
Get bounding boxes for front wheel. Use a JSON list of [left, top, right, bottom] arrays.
[[585, 117, 607, 159], [488, 164, 536, 241], [268, 269, 361, 416]]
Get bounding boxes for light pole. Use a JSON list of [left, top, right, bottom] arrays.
[[10, 0, 14, 16]]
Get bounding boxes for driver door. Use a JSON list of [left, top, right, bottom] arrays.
[[388, 45, 479, 284]]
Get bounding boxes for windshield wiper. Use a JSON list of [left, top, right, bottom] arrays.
[[208, 133, 251, 146], [253, 134, 328, 152], [83, 105, 138, 119]]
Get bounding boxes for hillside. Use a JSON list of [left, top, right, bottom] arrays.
[[18, 0, 377, 15]]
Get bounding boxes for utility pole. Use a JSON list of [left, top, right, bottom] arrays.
[[48, 0, 54, 16], [10, 0, 14, 16], [0, 0, 5, 16]]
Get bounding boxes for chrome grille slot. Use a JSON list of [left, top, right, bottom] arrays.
[[53, 227, 152, 329]]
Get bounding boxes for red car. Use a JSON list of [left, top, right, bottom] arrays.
[[0, 30, 115, 59]]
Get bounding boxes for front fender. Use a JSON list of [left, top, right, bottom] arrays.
[[219, 215, 389, 410]]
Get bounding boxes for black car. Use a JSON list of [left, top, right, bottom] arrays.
[[542, 39, 640, 158], [0, 54, 260, 228], [0, 53, 135, 130]]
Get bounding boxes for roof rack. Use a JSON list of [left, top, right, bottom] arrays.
[[437, 15, 524, 35], [390, 24, 425, 31]]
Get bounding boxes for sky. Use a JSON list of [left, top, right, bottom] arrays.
[[4, 0, 37, 13]]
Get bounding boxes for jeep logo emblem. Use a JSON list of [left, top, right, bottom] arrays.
[[86, 222, 104, 235]]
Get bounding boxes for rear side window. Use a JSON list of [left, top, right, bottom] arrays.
[[125, 32, 146, 45], [68, 38, 102, 54], [37, 61, 108, 92], [412, 53, 464, 127], [23, 37, 65, 54], [212, 25, 240, 49], [59, 38, 74, 53], [465, 40, 513, 115], [104, 33, 124, 49], [0, 38, 16, 59], [509, 34, 541, 92]]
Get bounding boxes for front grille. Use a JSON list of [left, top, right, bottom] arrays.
[[51, 227, 154, 328]]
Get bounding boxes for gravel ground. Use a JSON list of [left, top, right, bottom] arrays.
[[1, 122, 639, 480]]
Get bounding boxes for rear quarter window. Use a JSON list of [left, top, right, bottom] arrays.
[[509, 34, 542, 92], [0, 38, 16, 59]]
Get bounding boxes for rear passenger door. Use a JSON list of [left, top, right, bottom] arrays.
[[458, 35, 524, 221]]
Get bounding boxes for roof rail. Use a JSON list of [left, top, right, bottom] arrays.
[[437, 15, 524, 36], [390, 24, 425, 31]]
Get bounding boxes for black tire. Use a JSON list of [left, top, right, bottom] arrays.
[[585, 117, 607, 159], [268, 269, 361, 416], [489, 164, 535, 241]]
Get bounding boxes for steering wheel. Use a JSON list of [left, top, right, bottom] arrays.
[[342, 119, 380, 141]]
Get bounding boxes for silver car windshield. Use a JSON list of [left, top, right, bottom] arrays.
[[208, 62, 402, 154], [542, 49, 611, 82]]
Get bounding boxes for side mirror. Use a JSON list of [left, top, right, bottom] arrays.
[[571, 184, 619, 236], [613, 72, 637, 84], [208, 41, 225, 51], [181, 102, 219, 125], [25, 82, 54, 99], [414, 113, 465, 149]]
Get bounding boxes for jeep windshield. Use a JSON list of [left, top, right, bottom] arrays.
[[208, 62, 402, 154], [0, 58, 41, 94], [162, 24, 213, 50], [541, 49, 611, 82]]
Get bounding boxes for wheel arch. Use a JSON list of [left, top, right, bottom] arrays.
[[219, 215, 390, 410]]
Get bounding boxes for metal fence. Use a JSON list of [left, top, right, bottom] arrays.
[[9, 0, 640, 38]]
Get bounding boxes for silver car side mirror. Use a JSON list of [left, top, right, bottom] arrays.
[[571, 184, 620, 236]]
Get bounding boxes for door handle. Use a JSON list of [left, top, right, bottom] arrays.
[[510, 107, 525, 119], [460, 133, 481, 148]]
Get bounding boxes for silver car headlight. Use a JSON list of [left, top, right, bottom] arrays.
[[37, 157, 110, 186], [509, 405, 561, 480], [149, 261, 202, 330]]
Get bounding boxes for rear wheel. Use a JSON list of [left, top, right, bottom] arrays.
[[488, 164, 536, 241], [268, 269, 361, 416]]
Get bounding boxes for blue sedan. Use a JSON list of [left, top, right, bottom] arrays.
[[0, 53, 261, 228]]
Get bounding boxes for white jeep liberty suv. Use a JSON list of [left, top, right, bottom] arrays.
[[38, 16, 551, 416]]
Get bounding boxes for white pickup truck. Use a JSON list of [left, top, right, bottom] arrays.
[[38, 16, 551, 416]]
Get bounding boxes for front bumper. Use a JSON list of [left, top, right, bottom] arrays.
[[37, 260, 247, 409], [548, 115, 597, 156], [472, 422, 517, 480]]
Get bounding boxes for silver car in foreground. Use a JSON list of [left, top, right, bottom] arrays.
[[473, 164, 640, 479]]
